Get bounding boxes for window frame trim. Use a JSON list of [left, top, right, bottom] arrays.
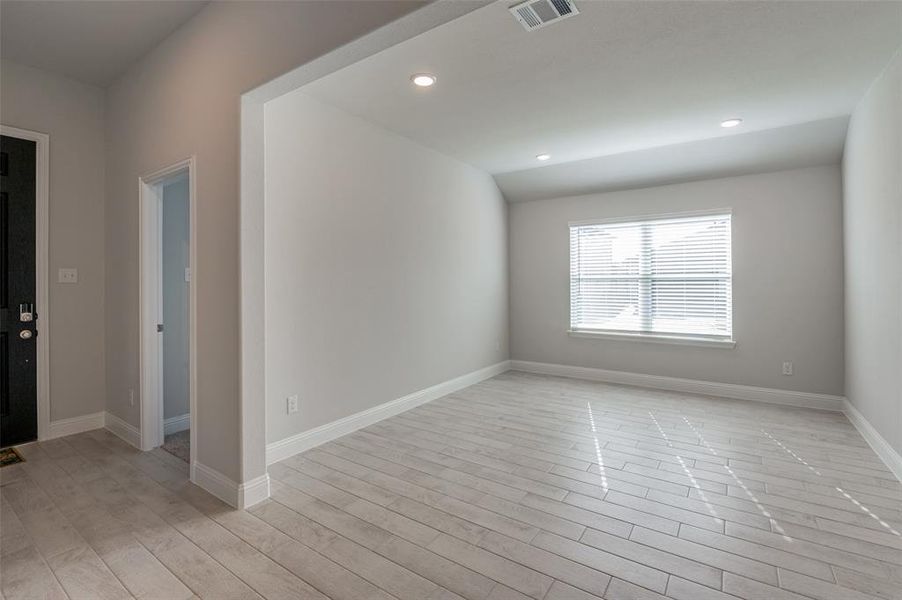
[[568, 208, 735, 347], [567, 329, 736, 348], [567, 207, 733, 228]]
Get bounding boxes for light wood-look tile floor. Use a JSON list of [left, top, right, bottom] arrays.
[[2, 371, 901, 600]]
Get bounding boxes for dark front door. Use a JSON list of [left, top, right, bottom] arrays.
[[1, 135, 38, 447]]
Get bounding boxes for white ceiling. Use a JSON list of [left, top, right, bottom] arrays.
[[0, 0, 208, 87], [301, 0, 902, 199], [495, 116, 849, 202]]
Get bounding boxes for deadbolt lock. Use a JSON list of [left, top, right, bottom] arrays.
[[19, 303, 34, 322], [19, 330, 33, 340]]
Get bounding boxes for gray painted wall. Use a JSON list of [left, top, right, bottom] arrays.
[[0, 59, 106, 421], [264, 92, 508, 444], [510, 165, 844, 396], [162, 177, 189, 421], [103, 1, 425, 480], [843, 50, 902, 455]]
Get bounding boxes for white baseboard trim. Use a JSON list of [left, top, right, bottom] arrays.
[[266, 360, 511, 465], [239, 473, 271, 509], [192, 462, 235, 506], [510, 360, 845, 412], [104, 412, 142, 448], [46, 412, 105, 440], [192, 461, 270, 509], [843, 400, 902, 482], [164, 413, 190, 435]]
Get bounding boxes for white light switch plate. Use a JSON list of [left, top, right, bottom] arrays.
[[58, 268, 78, 283]]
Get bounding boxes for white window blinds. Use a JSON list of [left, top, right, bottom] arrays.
[[569, 212, 732, 340]]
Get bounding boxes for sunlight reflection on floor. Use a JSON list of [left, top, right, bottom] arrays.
[[586, 402, 609, 493], [647, 411, 720, 523], [681, 416, 793, 542], [762, 430, 900, 537]]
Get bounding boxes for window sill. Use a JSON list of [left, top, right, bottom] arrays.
[[567, 329, 736, 348]]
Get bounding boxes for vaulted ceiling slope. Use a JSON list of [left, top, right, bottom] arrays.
[[0, 0, 208, 86], [495, 116, 849, 202], [301, 0, 902, 201]]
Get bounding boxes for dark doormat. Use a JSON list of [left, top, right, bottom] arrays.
[[0, 447, 24, 467], [162, 430, 189, 463]]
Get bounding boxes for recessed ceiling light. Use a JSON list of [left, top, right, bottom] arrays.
[[411, 73, 437, 87], [536, 153, 551, 161], [720, 118, 743, 128]]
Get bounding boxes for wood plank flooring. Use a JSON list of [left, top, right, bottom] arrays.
[[2, 371, 900, 599]]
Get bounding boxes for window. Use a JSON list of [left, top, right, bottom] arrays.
[[569, 211, 732, 344]]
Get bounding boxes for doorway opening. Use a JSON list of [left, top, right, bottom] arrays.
[[139, 158, 196, 474]]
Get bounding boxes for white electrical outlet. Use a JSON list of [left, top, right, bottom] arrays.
[[287, 394, 299, 414], [58, 268, 78, 284], [128, 389, 135, 406], [782, 361, 793, 376]]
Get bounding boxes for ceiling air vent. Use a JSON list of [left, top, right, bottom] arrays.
[[509, 0, 579, 32]]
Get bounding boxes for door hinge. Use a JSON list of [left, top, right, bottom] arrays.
[[157, 324, 164, 333]]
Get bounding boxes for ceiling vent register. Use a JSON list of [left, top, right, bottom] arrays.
[[509, 0, 579, 31]]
